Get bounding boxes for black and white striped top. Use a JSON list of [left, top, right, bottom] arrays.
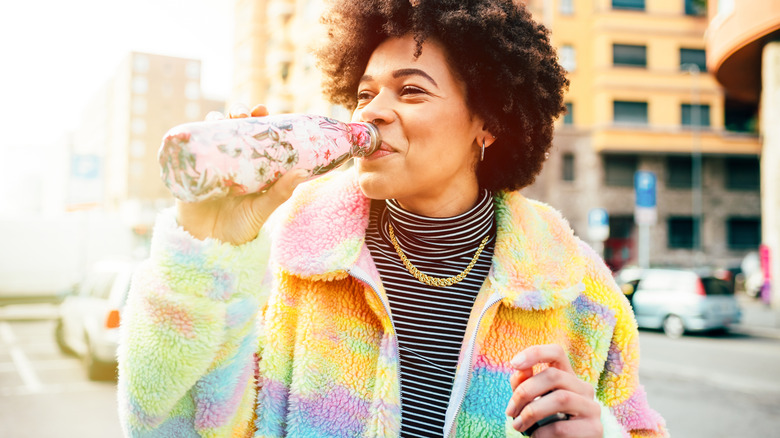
[[365, 190, 496, 437]]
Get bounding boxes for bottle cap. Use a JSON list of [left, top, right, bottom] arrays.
[[357, 122, 382, 156]]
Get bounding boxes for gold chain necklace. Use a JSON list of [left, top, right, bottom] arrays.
[[387, 222, 490, 287]]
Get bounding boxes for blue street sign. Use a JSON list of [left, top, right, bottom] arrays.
[[72, 155, 100, 179], [588, 208, 610, 242], [635, 171, 656, 208], [588, 208, 609, 227]]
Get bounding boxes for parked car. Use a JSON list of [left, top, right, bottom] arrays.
[[615, 267, 742, 338], [55, 258, 136, 380]]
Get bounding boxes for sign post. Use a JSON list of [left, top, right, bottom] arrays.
[[634, 171, 657, 269], [588, 208, 610, 259]]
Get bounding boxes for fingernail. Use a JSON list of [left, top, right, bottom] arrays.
[[229, 103, 249, 116], [506, 399, 516, 416], [510, 353, 526, 368], [513, 416, 523, 431], [205, 111, 225, 121]]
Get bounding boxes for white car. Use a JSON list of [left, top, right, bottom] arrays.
[[616, 268, 742, 338], [55, 259, 136, 380]]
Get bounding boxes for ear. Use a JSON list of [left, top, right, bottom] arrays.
[[478, 126, 498, 149]]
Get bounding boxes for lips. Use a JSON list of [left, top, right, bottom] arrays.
[[366, 141, 394, 159]]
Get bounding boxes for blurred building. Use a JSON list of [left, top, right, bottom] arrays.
[[232, 0, 762, 271], [705, 0, 780, 309], [231, 0, 351, 119], [73, 52, 225, 230]]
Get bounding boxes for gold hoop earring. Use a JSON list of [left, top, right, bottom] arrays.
[[481, 139, 485, 162]]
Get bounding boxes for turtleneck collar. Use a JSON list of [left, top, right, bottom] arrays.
[[381, 190, 495, 260]]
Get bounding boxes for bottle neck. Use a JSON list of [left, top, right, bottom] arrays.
[[349, 122, 381, 156]]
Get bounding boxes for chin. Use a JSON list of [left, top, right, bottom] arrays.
[[356, 170, 397, 200]]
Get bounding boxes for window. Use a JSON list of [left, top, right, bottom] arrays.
[[562, 153, 575, 181], [132, 77, 148, 94], [681, 103, 711, 127], [727, 218, 761, 249], [564, 102, 573, 125], [131, 119, 146, 135], [725, 157, 760, 190], [612, 0, 644, 10], [609, 215, 635, 239], [666, 156, 692, 188], [560, 0, 574, 14], [613, 44, 647, 67], [603, 154, 638, 187], [185, 82, 200, 100], [186, 61, 201, 79], [685, 0, 706, 16], [162, 81, 174, 98], [614, 101, 648, 125], [163, 62, 175, 76], [559, 45, 577, 71], [680, 48, 707, 72], [132, 97, 147, 115], [668, 217, 700, 249], [133, 55, 149, 73]]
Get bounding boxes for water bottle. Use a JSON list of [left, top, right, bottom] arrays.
[[158, 114, 381, 202]]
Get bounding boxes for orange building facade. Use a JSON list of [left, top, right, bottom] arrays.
[[706, 0, 780, 310]]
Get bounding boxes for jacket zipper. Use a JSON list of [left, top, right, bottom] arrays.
[[444, 293, 503, 438], [347, 266, 403, 433]]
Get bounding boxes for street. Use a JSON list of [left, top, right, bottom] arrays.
[[1, 312, 779, 437]]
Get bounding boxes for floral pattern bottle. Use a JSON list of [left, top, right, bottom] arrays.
[[159, 114, 381, 202]]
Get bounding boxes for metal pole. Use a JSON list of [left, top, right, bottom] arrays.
[[639, 224, 650, 269], [683, 63, 704, 267]]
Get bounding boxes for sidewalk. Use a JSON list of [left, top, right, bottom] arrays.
[[731, 294, 780, 340]]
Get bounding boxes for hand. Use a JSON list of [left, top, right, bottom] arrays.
[[505, 345, 602, 437], [177, 104, 308, 245]]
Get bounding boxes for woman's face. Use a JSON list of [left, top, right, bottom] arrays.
[[352, 35, 488, 217]]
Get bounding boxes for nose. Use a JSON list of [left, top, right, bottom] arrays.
[[353, 89, 395, 125]]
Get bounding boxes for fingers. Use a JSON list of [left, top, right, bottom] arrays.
[[510, 344, 575, 374], [212, 103, 268, 120], [205, 110, 226, 121], [506, 367, 592, 418], [250, 104, 269, 117]]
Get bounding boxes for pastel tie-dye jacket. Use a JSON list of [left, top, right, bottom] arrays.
[[117, 169, 668, 437]]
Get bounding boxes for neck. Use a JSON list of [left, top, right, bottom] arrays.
[[395, 184, 481, 218]]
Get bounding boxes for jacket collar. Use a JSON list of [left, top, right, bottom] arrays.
[[271, 169, 585, 310]]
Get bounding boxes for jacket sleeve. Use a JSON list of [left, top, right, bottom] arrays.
[[582, 248, 669, 438], [117, 208, 273, 437]]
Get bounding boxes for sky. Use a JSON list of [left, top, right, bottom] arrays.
[[0, 0, 234, 147]]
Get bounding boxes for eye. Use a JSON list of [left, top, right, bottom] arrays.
[[400, 85, 426, 96], [356, 90, 374, 107]]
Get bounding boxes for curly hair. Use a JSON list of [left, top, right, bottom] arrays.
[[315, 0, 569, 192]]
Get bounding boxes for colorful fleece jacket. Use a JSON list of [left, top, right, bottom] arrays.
[[117, 169, 668, 438]]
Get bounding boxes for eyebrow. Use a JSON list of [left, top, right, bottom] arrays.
[[359, 68, 438, 87]]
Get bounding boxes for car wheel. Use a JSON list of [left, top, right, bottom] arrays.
[[83, 338, 116, 381], [54, 319, 75, 356], [662, 315, 685, 339]]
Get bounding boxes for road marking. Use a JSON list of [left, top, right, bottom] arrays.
[[0, 322, 44, 393], [0, 381, 112, 397], [0, 359, 82, 374]]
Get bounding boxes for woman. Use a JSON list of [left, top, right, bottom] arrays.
[[118, 0, 668, 437]]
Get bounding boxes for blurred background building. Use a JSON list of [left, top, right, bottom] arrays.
[[73, 52, 225, 230], [230, 0, 763, 274], [705, 0, 780, 310], [0, 52, 224, 302]]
